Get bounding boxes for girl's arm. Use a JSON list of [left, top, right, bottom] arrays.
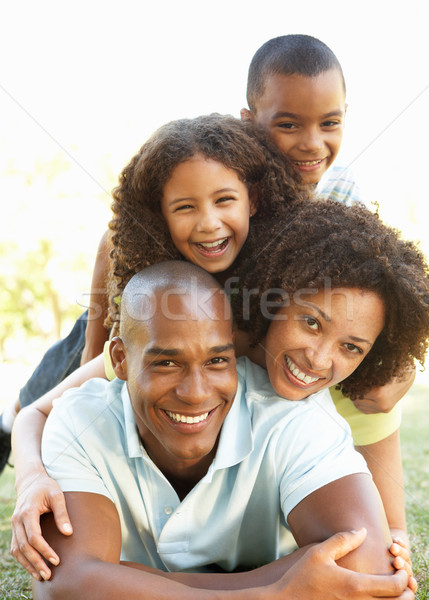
[[11, 353, 106, 578], [80, 231, 112, 365]]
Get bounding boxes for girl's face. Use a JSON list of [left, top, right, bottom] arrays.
[[161, 155, 255, 273], [264, 287, 385, 400]]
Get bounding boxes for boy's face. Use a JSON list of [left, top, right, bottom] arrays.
[[244, 69, 346, 185], [264, 287, 385, 400], [112, 289, 237, 478]]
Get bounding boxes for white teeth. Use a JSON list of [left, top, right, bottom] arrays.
[[198, 238, 227, 249], [294, 159, 323, 166], [166, 411, 209, 424], [286, 357, 320, 384]]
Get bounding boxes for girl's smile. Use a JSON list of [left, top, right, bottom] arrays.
[[161, 155, 255, 273]]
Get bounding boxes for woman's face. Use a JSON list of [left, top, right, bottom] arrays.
[[264, 287, 385, 400], [161, 155, 255, 273]]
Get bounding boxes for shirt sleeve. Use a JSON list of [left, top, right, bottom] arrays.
[[275, 391, 370, 520], [42, 383, 115, 501], [329, 386, 402, 446]]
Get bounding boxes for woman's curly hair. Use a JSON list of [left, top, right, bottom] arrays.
[[233, 199, 429, 400], [106, 113, 310, 328]]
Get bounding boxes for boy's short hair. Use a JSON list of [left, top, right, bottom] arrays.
[[246, 34, 346, 112]]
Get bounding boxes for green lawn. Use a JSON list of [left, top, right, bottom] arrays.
[[1, 385, 428, 599]]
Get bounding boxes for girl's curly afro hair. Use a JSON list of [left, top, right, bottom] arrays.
[[106, 113, 310, 329], [233, 199, 429, 400]]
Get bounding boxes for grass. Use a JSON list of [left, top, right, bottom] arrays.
[[0, 385, 428, 599]]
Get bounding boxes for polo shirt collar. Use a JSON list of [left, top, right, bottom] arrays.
[[208, 373, 253, 473], [121, 383, 146, 459]]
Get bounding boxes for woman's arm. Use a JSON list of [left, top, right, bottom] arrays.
[[80, 231, 112, 365], [11, 353, 106, 578], [356, 429, 408, 546]]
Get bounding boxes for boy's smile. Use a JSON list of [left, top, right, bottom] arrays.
[[246, 69, 346, 185], [263, 288, 385, 400]]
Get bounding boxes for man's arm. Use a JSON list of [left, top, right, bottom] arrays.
[[34, 491, 413, 600], [288, 473, 392, 575]]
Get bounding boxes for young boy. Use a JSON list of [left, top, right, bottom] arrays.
[[241, 34, 361, 204]]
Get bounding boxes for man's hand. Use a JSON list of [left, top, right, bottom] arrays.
[[353, 367, 416, 414], [275, 529, 414, 599], [11, 473, 72, 581]]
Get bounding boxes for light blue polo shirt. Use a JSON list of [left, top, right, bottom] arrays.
[[42, 357, 369, 573], [316, 162, 363, 206]]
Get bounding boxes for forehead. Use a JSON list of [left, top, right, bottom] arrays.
[[256, 69, 346, 116], [130, 289, 234, 348], [278, 287, 385, 336], [164, 156, 241, 191]]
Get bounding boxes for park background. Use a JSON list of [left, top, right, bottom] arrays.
[[1, 0, 428, 598]]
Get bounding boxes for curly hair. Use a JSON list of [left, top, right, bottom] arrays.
[[106, 113, 309, 329], [233, 199, 429, 399]]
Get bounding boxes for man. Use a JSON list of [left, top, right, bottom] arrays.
[[34, 261, 410, 599]]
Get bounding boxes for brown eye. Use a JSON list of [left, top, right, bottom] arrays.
[[304, 316, 319, 330]]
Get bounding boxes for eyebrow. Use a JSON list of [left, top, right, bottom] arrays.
[[167, 188, 240, 207], [271, 109, 345, 121], [300, 301, 373, 346], [145, 343, 236, 357]]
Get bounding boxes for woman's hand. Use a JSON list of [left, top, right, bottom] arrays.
[[389, 536, 417, 593], [11, 473, 72, 581]]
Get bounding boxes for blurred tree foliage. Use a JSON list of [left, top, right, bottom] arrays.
[[0, 239, 84, 360]]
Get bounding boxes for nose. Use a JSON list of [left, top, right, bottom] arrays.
[[196, 207, 222, 234], [304, 341, 333, 371], [297, 127, 324, 153], [175, 367, 212, 406]]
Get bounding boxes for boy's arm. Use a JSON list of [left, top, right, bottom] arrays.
[[80, 230, 112, 365], [11, 353, 106, 577], [356, 429, 409, 546], [34, 491, 413, 600]]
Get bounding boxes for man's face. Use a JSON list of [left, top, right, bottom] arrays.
[[247, 69, 346, 185], [115, 290, 237, 477]]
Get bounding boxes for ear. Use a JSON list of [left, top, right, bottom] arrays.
[[249, 184, 259, 217], [109, 337, 128, 381], [240, 107, 255, 122]]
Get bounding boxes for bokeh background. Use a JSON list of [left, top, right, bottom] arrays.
[[1, 0, 429, 402]]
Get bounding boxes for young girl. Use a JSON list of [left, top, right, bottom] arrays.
[[233, 198, 429, 553]]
